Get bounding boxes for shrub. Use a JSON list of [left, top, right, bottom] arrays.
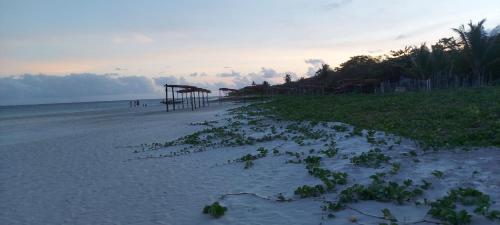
[[295, 185, 325, 198], [203, 202, 228, 218], [350, 148, 391, 168], [429, 188, 500, 224]]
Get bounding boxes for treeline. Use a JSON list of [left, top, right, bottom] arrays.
[[281, 19, 500, 93]]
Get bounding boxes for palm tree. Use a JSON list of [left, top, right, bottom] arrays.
[[452, 19, 496, 85], [284, 74, 292, 84], [410, 44, 432, 80]]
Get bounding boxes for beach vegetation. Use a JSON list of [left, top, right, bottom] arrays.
[[262, 86, 500, 149], [203, 202, 227, 218], [390, 163, 401, 175], [350, 148, 391, 168], [294, 185, 325, 198], [432, 170, 444, 178], [429, 188, 500, 224]]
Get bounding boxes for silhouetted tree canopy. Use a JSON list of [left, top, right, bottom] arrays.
[[284, 74, 292, 84], [285, 19, 500, 89]]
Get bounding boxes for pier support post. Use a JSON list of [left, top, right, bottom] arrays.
[[190, 92, 194, 111], [198, 91, 201, 108], [165, 84, 169, 112], [206, 92, 209, 106], [171, 87, 175, 111]]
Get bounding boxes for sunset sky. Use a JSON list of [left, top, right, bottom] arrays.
[[1, 0, 500, 104]]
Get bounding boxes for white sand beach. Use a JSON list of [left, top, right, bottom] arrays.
[[1, 101, 499, 225]]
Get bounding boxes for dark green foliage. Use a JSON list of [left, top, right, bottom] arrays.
[[286, 151, 301, 158], [308, 167, 348, 191], [262, 86, 500, 149], [240, 154, 257, 161], [294, 185, 325, 198], [320, 141, 339, 158], [420, 180, 432, 190], [332, 124, 349, 132], [350, 148, 391, 168], [203, 202, 227, 218], [323, 178, 424, 218], [238, 147, 270, 169], [432, 170, 444, 178], [322, 201, 345, 212], [304, 156, 321, 169], [244, 160, 254, 169], [390, 163, 401, 175], [429, 188, 500, 224], [338, 176, 423, 205], [182, 133, 202, 145], [382, 208, 397, 222], [257, 147, 268, 157], [351, 127, 363, 136], [286, 123, 327, 140], [321, 148, 338, 158], [366, 130, 377, 144], [190, 120, 218, 126]]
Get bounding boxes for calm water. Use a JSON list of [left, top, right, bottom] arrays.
[[0, 97, 220, 120], [0, 99, 164, 120]]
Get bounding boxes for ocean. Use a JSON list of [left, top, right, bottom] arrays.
[[0, 99, 168, 120], [0, 96, 223, 121]]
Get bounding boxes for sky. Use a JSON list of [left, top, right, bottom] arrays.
[[1, 0, 500, 105]]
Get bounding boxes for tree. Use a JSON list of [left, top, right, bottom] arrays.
[[284, 74, 292, 84], [315, 64, 332, 80], [337, 56, 382, 79], [262, 81, 270, 87], [252, 81, 256, 86], [409, 44, 432, 79], [452, 19, 496, 84]]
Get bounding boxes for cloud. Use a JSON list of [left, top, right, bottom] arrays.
[[153, 76, 187, 86], [245, 67, 284, 85], [305, 59, 325, 65], [112, 33, 154, 44], [260, 67, 280, 78], [0, 74, 161, 105], [0, 66, 298, 105], [305, 58, 325, 77], [395, 34, 408, 40], [324, 0, 353, 10], [216, 71, 241, 78], [213, 67, 285, 88], [232, 75, 251, 88], [189, 72, 208, 77], [0, 73, 236, 105]]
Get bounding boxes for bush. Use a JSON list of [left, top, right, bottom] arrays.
[[294, 185, 325, 198], [203, 202, 228, 218], [350, 148, 391, 168]]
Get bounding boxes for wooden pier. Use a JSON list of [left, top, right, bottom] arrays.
[[218, 88, 239, 103], [164, 84, 211, 112]]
